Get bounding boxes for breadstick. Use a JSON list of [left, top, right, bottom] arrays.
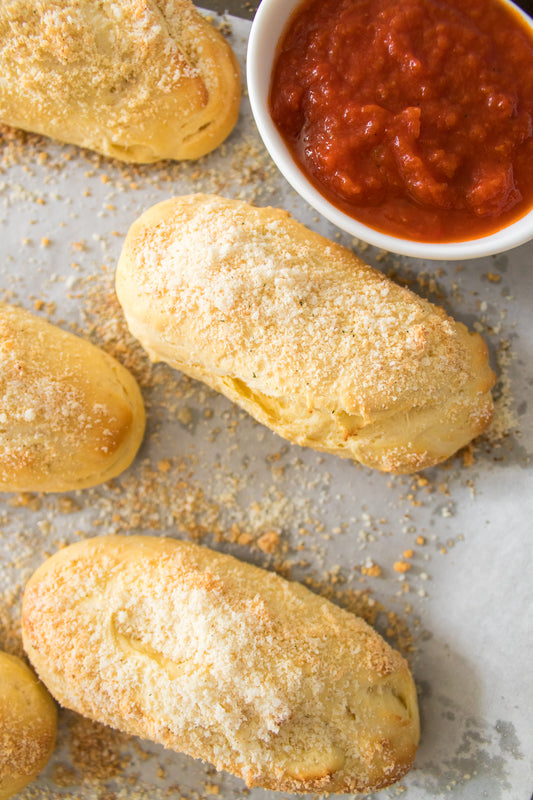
[[0, 651, 57, 800], [0, 303, 145, 491], [22, 535, 420, 793], [0, 0, 241, 161], [116, 194, 495, 473]]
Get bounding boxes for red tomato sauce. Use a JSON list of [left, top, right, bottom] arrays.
[[269, 0, 533, 243]]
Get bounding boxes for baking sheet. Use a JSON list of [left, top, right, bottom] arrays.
[[0, 9, 532, 800]]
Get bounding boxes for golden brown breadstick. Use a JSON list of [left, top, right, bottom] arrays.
[[0, 651, 57, 800], [0, 0, 241, 162], [116, 194, 495, 473], [22, 535, 420, 794], [0, 303, 145, 492]]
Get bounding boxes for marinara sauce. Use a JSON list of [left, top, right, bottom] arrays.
[[270, 0, 533, 242]]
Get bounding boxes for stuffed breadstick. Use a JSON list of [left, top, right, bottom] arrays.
[[0, 303, 145, 492], [22, 534, 420, 793], [0, 0, 241, 162], [0, 651, 57, 800], [115, 194, 495, 473]]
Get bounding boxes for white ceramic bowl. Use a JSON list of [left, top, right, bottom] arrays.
[[247, 0, 533, 260]]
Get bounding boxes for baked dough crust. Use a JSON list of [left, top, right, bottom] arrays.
[[22, 535, 420, 793], [0, 0, 241, 162], [115, 194, 496, 473], [0, 303, 145, 492], [0, 651, 57, 800]]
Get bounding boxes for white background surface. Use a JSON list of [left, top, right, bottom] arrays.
[[0, 12, 532, 800]]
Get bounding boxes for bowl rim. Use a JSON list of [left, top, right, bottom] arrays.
[[246, 0, 533, 261]]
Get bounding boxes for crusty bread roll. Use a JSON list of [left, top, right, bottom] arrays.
[[0, 303, 145, 492], [115, 194, 496, 473], [22, 535, 420, 794], [0, 0, 241, 162], [0, 651, 57, 800]]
